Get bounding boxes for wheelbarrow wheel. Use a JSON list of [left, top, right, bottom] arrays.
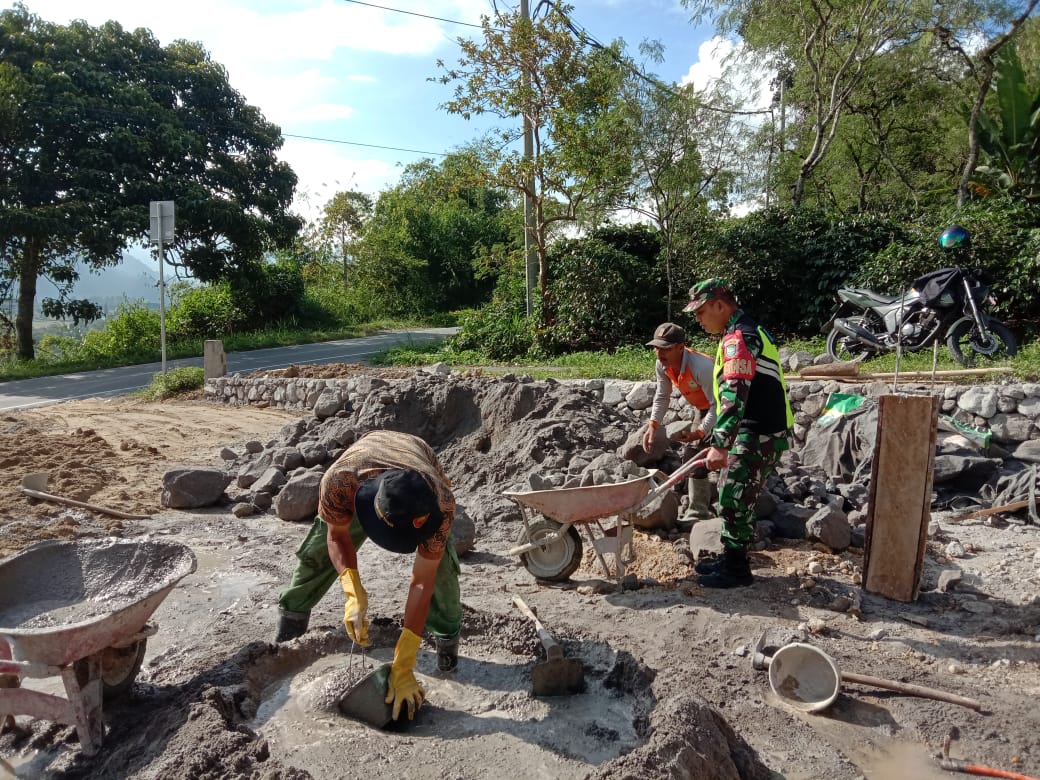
[[518, 518, 583, 581], [101, 638, 147, 700]]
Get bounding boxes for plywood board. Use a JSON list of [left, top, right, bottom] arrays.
[[863, 394, 940, 602]]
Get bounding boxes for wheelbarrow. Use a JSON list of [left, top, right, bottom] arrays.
[[0, 538, 197, 756], [503, 453, 707, 585]]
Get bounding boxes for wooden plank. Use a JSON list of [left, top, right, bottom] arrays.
[[863, 394, 940, 602]]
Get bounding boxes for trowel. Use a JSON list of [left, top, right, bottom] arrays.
[[335, 663, 397, 728]]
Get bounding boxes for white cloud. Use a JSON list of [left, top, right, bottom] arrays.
[[281, 136, 397, 221], [680, 36, 773, 112]]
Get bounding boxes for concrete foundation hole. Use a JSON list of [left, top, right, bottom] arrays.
[[241, 611, 656, 778]]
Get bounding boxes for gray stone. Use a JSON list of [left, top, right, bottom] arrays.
[[244, 440, 264, 454], [251, 467, 288, 494], [631, 488, 679, 531], [688, 517, 724, 558], [219, 447, 237, 461], [451, 506, 476, 555], [1018, 396, 1040, 417], [957, 386, 998, 418], [602, 381, 628, 407], [625, 382, 656, 411], [161, 467, 231, 509], [805, 504, 851, 551], [312, 390, 343, 420], [273, 470, 323, 521], [1011, 440, 1040, 464], [237, 451, 273, 489], [989, 413, 1036, 444], [772, 502, 813, 539], [271, 446, 304, 471], [231, 502, 255, 517]]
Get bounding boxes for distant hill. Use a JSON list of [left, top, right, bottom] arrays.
[[71, 251, 162, 309]]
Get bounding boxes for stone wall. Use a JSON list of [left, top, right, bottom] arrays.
[[205, 370, 1040, 448]]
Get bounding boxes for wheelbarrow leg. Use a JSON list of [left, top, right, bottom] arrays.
[[63, 655, 104, 756]]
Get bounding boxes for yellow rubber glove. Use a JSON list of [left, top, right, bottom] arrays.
[[339, 568, 369, 647], [385, 628, 426, 721]]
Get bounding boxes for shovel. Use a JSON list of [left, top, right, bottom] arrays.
[[512, 597, 585, 696], [21, 472, 149, 520]]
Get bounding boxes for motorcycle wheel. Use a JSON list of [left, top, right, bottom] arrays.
[[825, 316, 876, 363], [946, 318, 1017, 366]]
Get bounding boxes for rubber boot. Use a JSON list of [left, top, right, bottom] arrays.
[[274, 609, 310, 643], [435, 634, 459, 672], [694, 554, 722, 575], [697, 547, 753, 589], [681, 477, 713, 524]]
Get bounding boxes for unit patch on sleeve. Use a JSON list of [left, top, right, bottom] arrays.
[[720, 332, 756, 380]]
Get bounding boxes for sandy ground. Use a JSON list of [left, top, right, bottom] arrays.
[[1, 391, 1039, 779]]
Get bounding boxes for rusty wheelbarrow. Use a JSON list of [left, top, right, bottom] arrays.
[[502, 453, 706, 584], [0, 538, 197, 755]]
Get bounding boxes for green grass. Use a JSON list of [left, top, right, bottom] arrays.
[[376, 335, 1040, 383]]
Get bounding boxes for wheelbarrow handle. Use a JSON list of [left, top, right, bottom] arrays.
[[628, 452, 708, 515]]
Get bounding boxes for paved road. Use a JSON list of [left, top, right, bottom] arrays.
[[0, 328, 456, 412]]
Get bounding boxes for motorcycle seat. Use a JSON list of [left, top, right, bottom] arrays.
[[840, 287, 902, 305]]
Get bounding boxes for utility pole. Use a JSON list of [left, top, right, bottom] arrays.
[[520, 0, 539, 318], [149, 200, 175, 373]]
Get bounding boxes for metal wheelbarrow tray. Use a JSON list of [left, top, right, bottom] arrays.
[[0, 538, 197, 755], [503, 453, 706, 583]]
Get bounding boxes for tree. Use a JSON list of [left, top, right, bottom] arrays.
[[611, 75, 736, 317], [0, 5, 300, 360], [688, 0, 925, 207], [316, 190, 373, 284], [351, 151, 518, 315], [435, 2, 633, 325]]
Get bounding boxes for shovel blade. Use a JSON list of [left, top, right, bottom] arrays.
[[531, 658, 585, 696], [21, 472, 49, 492]]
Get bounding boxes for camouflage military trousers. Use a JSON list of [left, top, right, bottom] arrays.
[[718, 430, 790, 550]]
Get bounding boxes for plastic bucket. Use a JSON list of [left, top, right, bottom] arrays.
[[767, 643, 840, 713]]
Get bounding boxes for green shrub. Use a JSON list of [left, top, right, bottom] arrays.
[[79, 302, 161, 361], [167, 283, 248, 339], [448, 304, 534, 361], [138, 366, 205, 400]]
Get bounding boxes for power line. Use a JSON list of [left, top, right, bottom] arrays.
[[340, 0, 485, 29], [282, 132, 450, 157]]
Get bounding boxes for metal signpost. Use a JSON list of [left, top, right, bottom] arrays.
[[148, 201, 175, 373]]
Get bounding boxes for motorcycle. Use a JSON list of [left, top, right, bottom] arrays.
[[824, 267, 1017, 366]]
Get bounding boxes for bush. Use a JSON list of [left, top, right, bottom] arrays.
[[79, 302, 161, 361], [138, 366, 205, 400], [167, 283, 248, 339], [686, 208, 896, 337], [543, 225, 664, 353], [448, 304, 534, 361]]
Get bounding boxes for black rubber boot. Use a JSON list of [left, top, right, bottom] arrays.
[[697, 547, 753, 588], [693, 554, 723, 575], [274, 610, 310, 643], [436, 635, 459, 672]]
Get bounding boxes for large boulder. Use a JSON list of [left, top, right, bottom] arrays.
[[161, 467, 231, 509]]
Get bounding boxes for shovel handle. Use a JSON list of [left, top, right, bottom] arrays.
[[512, 597, 562, 659], [840, 671, 982, 711], [21, 488, 149, 520]]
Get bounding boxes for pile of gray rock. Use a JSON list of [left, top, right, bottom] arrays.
[[161, 360, 1040, 556]]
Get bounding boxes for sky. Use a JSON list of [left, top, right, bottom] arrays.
[[7, 0, 768, 224]]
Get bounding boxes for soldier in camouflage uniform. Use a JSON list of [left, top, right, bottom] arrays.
[[684, 279, 794, 588]]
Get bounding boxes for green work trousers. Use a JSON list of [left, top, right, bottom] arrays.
[[718, 430, 789, 551], [278, 516, 462, 640]]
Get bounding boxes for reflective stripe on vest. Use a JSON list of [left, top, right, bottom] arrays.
[[713, 325, 795, 428]]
